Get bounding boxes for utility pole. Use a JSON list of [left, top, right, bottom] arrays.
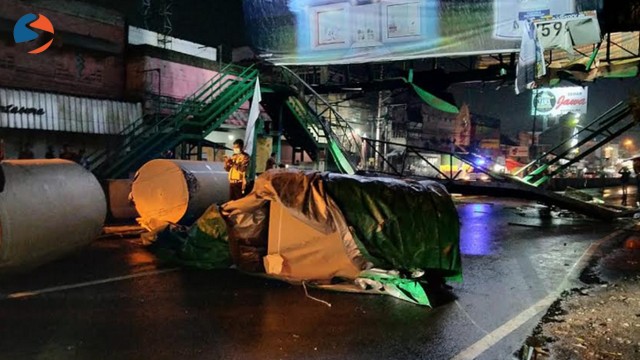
[[531, 92, 539, 160], [158, 0, 173, 48], [375, 65, 385, 171], [141, 0, 173, 48]]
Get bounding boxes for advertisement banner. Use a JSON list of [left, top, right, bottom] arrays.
[[242, 0, 600, 65], [515, 20, 546, 95], [508, 146, 529, 158], [480, 139, 501, 150], [531, 87, 588, 116]]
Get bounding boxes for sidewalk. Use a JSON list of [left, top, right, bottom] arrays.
[[521, 226, 640, 360], [565, 186, 640, 209]]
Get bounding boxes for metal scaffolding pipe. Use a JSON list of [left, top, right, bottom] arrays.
[[0, 160, 106, 273], [131, 160, 229, 227]]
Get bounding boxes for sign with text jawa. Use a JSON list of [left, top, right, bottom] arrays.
[[531, 86, 588, 117]]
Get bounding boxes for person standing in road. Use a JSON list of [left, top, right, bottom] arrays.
[[633, 158, 640, 202], [265, 152, 276, 171], [59, 144, 77, 161], [18, 144, 34, 159], [224, 139, 251, 201], [619, 166, 632, 198], [77, 149, 90, 169], [45, 145, 55, 159]]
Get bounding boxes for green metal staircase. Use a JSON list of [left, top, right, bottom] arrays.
[[515, 101, 636, 186], [267, 66, 362, 175], [88, 65, 259, 179], [283, 96, 329, 159]]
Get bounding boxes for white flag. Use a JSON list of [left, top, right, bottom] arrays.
[[244, 77, 261, 156]]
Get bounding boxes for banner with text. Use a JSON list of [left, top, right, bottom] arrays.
[[531, 86, 588, 117], [508, 146, 529, 158], [242, 0, 601, 65]]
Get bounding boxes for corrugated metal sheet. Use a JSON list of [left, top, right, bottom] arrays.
[[0, 88, 142, 135]]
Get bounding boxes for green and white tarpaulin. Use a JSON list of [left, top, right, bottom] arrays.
[[150, 171, 462, 306]]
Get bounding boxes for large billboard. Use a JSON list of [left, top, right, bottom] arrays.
[[242, 0, 602, 65]]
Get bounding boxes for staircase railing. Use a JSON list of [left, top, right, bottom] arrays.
[[86, 63, 242, 171], [184, 68, 259, 135], [516, 101, 634, 186], [285, 97, 328, 144], [90, 64, 258, 178], [360, 138, 504, 181], [276, 66, 361, 174]]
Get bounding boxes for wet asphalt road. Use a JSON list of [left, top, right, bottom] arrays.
[[0, 198, 621, 360]]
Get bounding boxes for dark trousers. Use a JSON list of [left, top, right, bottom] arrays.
[[229, 182, 244, 201]]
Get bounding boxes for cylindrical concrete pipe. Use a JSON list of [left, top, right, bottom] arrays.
[[105, 179, 138, 221], [131, 160, 229, 227], [0, 160, 106, 273]]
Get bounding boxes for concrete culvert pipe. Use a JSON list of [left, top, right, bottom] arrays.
[[131, 160, 229, 227], [0, 160, 106, 273]]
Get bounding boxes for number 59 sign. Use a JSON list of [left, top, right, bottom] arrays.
[[538, 22, 563, 38], [533, 11, 601, 52]]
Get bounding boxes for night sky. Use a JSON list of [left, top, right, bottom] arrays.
[[86, 0, 247, 51]]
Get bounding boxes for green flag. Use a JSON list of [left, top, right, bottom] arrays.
[[411, 83, 460, 114], [404, 69, 459, 114]]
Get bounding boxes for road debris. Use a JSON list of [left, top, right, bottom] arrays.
[[520, 232, 640, 360]]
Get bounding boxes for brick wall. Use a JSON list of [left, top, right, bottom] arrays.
[[0, 0, 126, 99]]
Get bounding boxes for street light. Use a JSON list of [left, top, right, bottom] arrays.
[[567, 112, 581, 126], [622, 139, 635, 158]]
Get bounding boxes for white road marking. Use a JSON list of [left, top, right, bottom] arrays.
[[450, 230, 623, 360], [2, 268, 179, 300]]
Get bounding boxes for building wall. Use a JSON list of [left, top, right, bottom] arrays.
[[126, 55, 270, 128], [126, 56, 220, 101], [422, 104, 471, 149], [0, 128, 115, 160], [325, 93, 377, 132], [471, 114, 501, 150], [0, 0, 126, 99], [128, 27, 217, 62]]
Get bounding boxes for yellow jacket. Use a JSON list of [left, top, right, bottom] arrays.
[[225, 152, 250, 183]]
